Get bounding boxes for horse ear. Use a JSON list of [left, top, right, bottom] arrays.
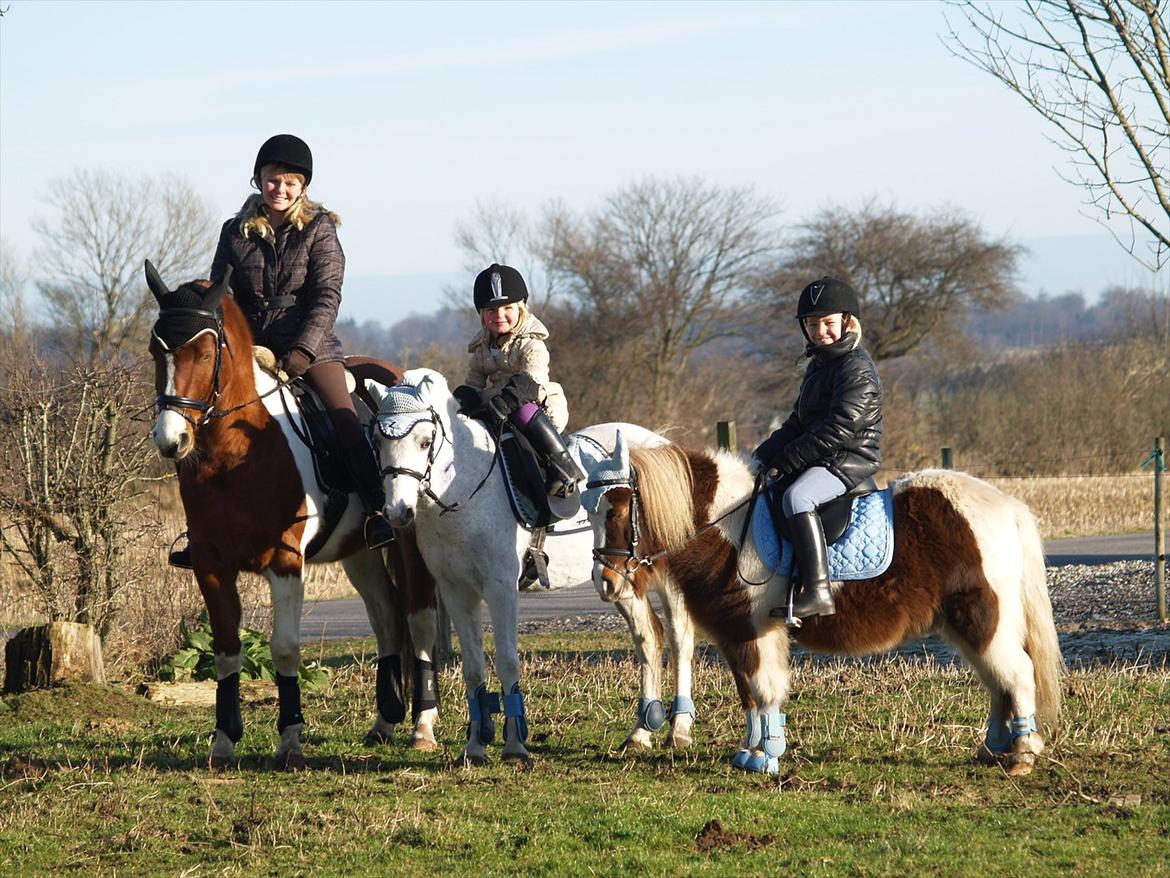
[[613, 430, 630, 477], [204, 265, 233, 311], [364, 378, 388, 410], [144, 259, 169, 302]]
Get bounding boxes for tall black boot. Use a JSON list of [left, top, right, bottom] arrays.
[[519, 409, 585, 498], [787, 511, 838, 618], [343, 435, 396, 550]]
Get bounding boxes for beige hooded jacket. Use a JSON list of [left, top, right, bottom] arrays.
[[464, 310, 569, 430]]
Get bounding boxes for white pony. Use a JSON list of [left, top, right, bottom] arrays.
[[366, 368, 696, 764]]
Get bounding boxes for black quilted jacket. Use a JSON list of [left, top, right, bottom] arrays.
[[753, 334, 883, 490], [209, 211, 345, 363]]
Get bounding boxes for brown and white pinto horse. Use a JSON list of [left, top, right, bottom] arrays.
[[146, 261, 439, 769], [585, 437, 1063, 777]]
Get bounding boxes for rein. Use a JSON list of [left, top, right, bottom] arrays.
[[591, 467, 755, 588], [377, 409, 502, 515]]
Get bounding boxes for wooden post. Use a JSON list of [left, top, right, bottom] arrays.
[[1155, 436, 1166, 623], [941, 447, 954, 470], [717, 421, 737, 452]]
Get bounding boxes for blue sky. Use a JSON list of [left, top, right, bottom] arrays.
[[0, 0, 1163, 324]]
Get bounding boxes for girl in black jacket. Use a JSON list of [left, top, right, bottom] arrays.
[[751, 277, 883, 619]]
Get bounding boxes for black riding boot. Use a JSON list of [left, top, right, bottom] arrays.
[[344, 435, 396, 550], [168, 533, 193, 569], [787, 510, 838, 618], [519, 409, 585, 498]]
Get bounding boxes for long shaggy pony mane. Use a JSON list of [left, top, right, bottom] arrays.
[[629, 445, 695, 550]]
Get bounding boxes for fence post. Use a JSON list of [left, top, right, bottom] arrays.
[[717, 420, 737, 452], [1155, 436, 1166, 622], [941, 447, 954, 470]]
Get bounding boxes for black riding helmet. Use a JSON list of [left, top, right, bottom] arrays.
[[473, 263, 528, 310], [795, 277, 860, 344], [253, 134, 313, 185]]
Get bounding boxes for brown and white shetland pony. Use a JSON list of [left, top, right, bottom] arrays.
[[145, 261, 439, 770], [584, 435, 1064, 777]]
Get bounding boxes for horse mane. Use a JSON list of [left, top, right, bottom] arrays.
[[628, 445, 695, 549]]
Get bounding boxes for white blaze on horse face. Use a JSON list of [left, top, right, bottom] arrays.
[[152, 354, 192, 457], [591, 493, 634, 601]]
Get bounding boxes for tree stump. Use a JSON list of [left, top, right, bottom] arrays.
[[3, 622, 106, 692]]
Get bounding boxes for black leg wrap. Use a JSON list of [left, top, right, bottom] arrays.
[[276, 672, 305, 733], [377, 655, 407, 724], [412, 659, 438, 722], [215, 672, 244, 744]]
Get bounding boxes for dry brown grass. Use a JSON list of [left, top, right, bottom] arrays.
[[988, 472, 1153, 538]]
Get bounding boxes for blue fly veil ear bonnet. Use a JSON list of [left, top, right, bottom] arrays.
[[582, 431, 633, 514]]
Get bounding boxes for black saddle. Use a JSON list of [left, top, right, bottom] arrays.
[[766, 476, 879, 546], [281, 356, 404, 558], [498, 428, 554, 529]]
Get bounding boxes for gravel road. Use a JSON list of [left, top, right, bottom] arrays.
[[293, 550, 1169, 667]]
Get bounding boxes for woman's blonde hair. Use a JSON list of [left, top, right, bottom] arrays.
[[236, 167, 339, 241]]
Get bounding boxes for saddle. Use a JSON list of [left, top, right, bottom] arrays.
[[753, 477, 896, 581], [258, 350, 404, 558], [497, 430, 606, 590]]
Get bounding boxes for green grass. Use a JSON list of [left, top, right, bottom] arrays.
[[1, 634, 1167, 877]]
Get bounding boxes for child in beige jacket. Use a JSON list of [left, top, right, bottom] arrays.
[[453, 264, 583, 498]]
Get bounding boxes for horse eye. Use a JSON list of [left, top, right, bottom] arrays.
[[199, 353, 212, 363], [420, 438, 432, 450]]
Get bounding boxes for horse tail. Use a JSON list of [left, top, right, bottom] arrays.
[[1016, 503, 1063, 736]]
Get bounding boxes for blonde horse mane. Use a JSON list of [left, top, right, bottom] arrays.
[[628, 445, 695, 550]]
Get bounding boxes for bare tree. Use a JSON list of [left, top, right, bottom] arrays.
[[32, 169, 216, 363], [755, 201, 1023, 361], [545, 177, 780, 419], [944, 0, 1170, 269], [0, 354, 160, 639], [0, 238, 29, 341]]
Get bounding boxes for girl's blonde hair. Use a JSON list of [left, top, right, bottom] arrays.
[[236, 167, 339, 241]]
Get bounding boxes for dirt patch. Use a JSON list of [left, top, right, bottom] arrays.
[[695, 818, 774, 853]]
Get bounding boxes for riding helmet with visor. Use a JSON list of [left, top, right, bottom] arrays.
[[253, 134, 313, 185], [473, 263, 529, 311]]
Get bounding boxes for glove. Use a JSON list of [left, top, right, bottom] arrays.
[[283, 349, 312, 378], [453, 384, 484, 415], [487, 391, 514, 422]]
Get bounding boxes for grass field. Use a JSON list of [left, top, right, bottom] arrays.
[[2, 632, 1167, 877]]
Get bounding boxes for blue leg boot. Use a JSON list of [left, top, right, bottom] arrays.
[[741, 708, 786, 775]]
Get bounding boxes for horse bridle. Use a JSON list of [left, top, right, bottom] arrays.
[[153, 308, 230, 429], [375, 407, 500, 516], [590, 466, 755, 588]]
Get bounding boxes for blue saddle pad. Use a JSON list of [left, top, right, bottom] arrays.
[[752, 488, 895, 581]]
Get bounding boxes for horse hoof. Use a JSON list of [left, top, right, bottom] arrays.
[[733, 750, 779, 775], [364, 729, 394, 747], [411, 736, 438, 753], [620, 736, 654, 753], [666, 734, 693, 750], [502, 750, 532, 768], [1005, 753, 1035, 776], [461, 751, 490, 767], [209, 755, 233, 772], [276, 752, 306, 772], [974, 743, 1004, 766]]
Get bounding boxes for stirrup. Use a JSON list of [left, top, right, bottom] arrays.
[[363, 514, 395, 550], [168, 533, 193, 569]]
